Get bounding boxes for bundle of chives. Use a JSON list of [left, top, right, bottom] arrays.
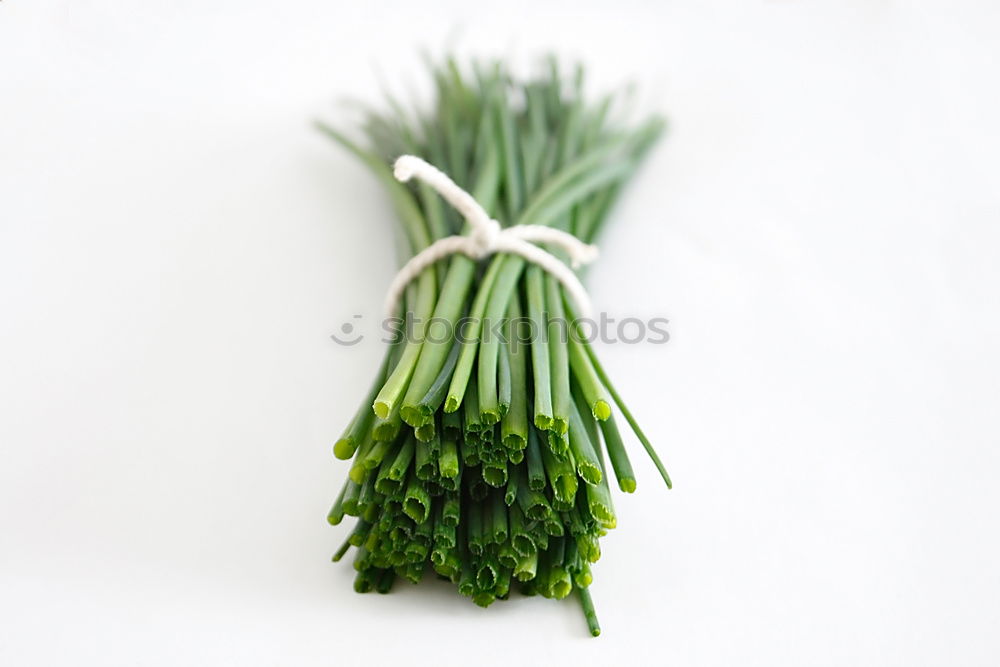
[[321, 56, 671, 636]]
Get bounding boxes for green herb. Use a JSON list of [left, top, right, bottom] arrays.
[[321, 55, 671, 636]]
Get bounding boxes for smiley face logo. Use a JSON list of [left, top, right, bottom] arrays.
[[330, 315, 364, 346]]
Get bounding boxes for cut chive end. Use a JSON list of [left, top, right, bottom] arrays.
[[589, 502, 617, 530], [526, 503, 549, 522], [619, 477, 637, 493], [348, 465, 367, 486], [373, 401, 390, 420], [399, 404, 428, 427], [331, 541, 351, 562], [403, 498, 429, 523], [372, 422, 400, 442], [483, 465, 508, 488], [333, 437, 356, 460], [480, 409, 501, 426], [550, 569, 572, 599], [375, 479, 401, 497], [555, 476, 578, 503], [376, 570, 395, 594], [512, 535, 535, 557], [592, 400, 611, 421], [578, 462, 602, 486], [472, 591, 496, 607], [502, 434, 526, 451]]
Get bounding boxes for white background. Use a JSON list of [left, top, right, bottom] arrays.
[[2, 1, 998, 665]]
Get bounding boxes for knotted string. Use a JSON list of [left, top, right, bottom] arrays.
[[385, 155, 599, 318]]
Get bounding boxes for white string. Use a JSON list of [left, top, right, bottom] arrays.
[[385, 155, 599, 318]]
